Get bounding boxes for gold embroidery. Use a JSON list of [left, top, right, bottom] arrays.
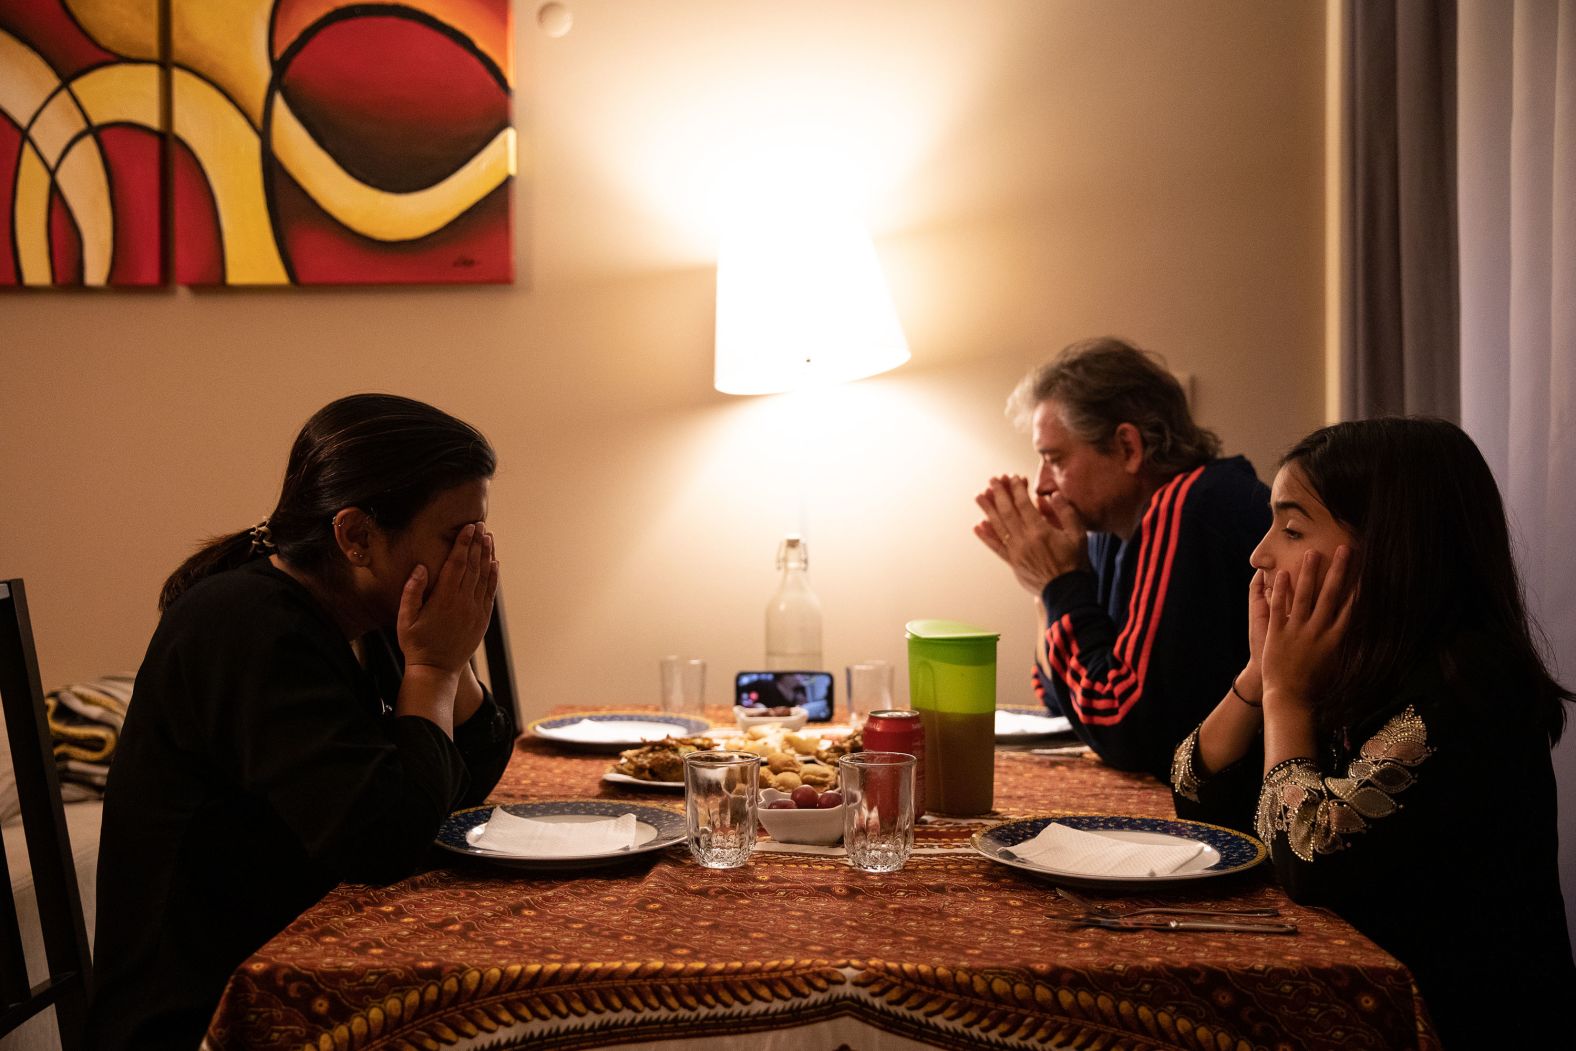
[[1171, 727, 1203, 802], [1255, 706, 1433, 862]]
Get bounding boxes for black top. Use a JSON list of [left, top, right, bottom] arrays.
[[1171, 634, 1576, 1047], [1033, 456, 1270, 777], [87, 560, 516, 1049]]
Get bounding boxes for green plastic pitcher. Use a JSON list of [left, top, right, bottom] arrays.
[[906, 619, 999, 815]]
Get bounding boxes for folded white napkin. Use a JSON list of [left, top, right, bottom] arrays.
[[995, 710, 1070, 735], [473, 809, 640, 858], [1005, 823, 1205, 877], [550, 719, 674, 743]]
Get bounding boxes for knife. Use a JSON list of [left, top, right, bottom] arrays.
[[1058, 914, 1298, 934]]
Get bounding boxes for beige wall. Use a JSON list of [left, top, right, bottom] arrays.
[[0, 0, 1326, 718]]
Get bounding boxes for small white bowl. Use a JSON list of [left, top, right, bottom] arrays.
[[733, 705, 809, 731], [756, 788, 844, 845]]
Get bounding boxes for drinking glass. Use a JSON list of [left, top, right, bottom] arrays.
[[845, 659, 895, 729], [683, 750, 760, 868], [838, 751, 916, 872], [659, 656, 707, 715]]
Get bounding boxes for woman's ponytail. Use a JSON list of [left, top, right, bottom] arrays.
[[158, 526, 268, 611]]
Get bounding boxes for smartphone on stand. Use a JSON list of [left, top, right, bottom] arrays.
[[734, 671, 834, 722]]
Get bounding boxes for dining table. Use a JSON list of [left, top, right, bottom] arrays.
[[203, 707, 1439, 1050]]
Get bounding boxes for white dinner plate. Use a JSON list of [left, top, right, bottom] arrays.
[[601, 771, 685, 792], [436, 801, 686, 871], [995, 706, 1075, 741], [527, 711, 713, 752], [972, 814, 1266, 889]]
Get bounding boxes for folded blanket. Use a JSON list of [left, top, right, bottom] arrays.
[[45, 674, 133, 791]]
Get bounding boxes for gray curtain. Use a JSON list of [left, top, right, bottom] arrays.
[[1343, 0, 1460, 419]]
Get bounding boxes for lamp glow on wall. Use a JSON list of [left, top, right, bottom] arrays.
[[714, 200, 910, 395]]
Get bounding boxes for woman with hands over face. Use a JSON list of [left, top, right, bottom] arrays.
[[89, 395, 516, 1051], [1172, 418, 1574, 1048]]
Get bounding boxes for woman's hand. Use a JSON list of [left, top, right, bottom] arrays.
[[1260, 545, 1355, 713], [397, 523, 500, 675], [972, 474, 1089, 596]]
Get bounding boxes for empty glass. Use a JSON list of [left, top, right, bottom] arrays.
[[659, 656, 707, 715], [845, 659, 895, 729], [683, 750, 760, 868], [838, 751, 916, 872]]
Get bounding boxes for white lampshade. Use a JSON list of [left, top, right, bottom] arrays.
[[714, 206, 910, 395]]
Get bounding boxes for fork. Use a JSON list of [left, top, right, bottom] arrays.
[[1055, 885, 1281, 919]]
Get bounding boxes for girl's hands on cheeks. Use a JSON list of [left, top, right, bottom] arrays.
[[1259, 545, 1355, 713], [397, 523, 500, 674], [1233, 569, 1272, 701]]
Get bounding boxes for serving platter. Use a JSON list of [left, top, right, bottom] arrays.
[[601, 771, 685, 792]]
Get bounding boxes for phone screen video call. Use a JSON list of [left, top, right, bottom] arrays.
[[735, 671, 834, 722]]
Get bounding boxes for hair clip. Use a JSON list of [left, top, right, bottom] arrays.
[[248, 519, 276, 555]]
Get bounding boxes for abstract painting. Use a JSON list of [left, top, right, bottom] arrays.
[[1, 0, 516, 288], [0, 1, 164, 286], [171, 0, 515, 285]]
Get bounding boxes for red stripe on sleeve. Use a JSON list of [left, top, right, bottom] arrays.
[[1041, 467, 1205, 725]]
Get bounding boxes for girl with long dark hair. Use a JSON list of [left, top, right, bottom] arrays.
[[88, 394, 516, 1050], [1172, 417, 1574, 1048]]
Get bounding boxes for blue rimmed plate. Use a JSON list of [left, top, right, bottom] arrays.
[[971, 814, 1266, 889], [526, 711, 714, 752], [436, 801, 686, 872]]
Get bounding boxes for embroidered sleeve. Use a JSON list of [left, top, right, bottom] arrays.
[[1170, 726, 1203, 802], [1254, 705, 1434, 862]]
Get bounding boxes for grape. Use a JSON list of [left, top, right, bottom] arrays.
[[790, 786, 820, 808], [766, 800, 797, 809], [816, 791, 843, 808]]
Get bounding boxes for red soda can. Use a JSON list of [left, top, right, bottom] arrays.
[[861, 710, 925, 819]]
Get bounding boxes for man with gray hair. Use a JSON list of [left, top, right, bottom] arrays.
[[974, 337, 1269, 779]]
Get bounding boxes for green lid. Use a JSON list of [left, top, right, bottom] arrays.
[[905, 618, 1000, 641]]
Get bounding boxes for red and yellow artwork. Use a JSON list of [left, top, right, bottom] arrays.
[[0, 0, 515, 288], [0, 1, 164, 286], [171, 0, 515, 285]]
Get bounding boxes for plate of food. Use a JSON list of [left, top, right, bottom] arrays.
[[528, 711, 713, 751], [994, 706, 1075, 742], [602, 735, 718, 790], [971, 814, 1266, 889], [719, 723, 850, 795], [436, 801, 686, 872]]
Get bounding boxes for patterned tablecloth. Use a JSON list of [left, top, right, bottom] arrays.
[[205, 712, 1438, 1050]]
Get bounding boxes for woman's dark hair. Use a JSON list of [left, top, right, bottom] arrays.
[[1284, 417, 1570, 744], [159, 394, 496, 611]]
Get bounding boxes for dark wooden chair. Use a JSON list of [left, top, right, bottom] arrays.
[[480, 590, 519, 728], [0, 579, 92, 1048]]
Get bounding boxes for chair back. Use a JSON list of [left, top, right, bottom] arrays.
[[0, 579, 91, 1048], [481, 591, 519, 726]]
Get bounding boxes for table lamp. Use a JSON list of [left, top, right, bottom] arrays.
[[713, 205, 910, 395]]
